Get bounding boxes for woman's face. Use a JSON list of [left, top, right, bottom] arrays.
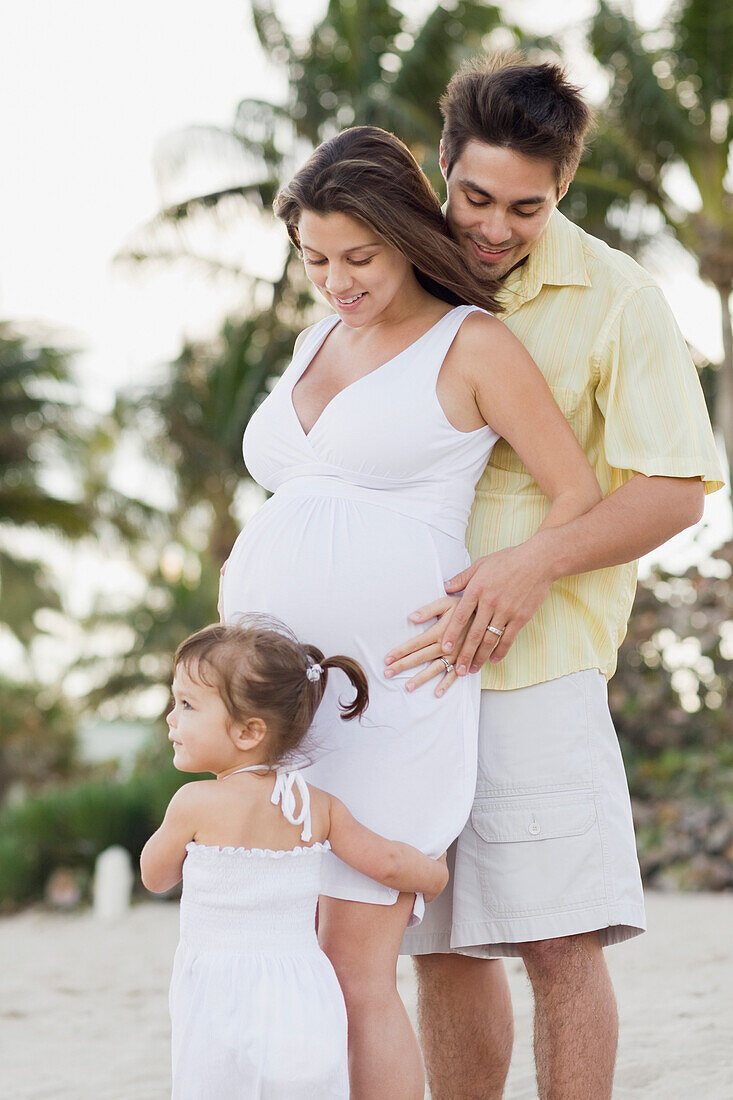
[[297, 210, 413, 327]]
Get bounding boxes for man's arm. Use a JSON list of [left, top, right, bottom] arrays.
[[441, 472, 704, 672], [384, 473, 704, 685]]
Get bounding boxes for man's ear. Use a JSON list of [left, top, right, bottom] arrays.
[[231, 716, 268, 751], [439, 141, 449, 182], [557, 178, 571, 203]]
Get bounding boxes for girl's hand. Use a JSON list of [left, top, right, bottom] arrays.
[[424, 853, 449, 903]]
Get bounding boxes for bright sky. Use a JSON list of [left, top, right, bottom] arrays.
[[0, 0, 729, 693]]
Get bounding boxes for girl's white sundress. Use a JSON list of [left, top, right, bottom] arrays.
[[169, 769, 349, 1099], [220, 305, 499, 924]]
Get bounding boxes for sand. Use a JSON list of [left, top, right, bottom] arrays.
[[1, 890, 731, 1099]]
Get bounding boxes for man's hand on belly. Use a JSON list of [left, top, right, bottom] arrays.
[[441, 545, 553, 673], [385, 543, 552, 691]]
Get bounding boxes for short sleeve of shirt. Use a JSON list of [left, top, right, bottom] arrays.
[[595, 284, 724, 493]]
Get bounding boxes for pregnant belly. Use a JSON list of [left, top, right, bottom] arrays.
[[220, 492, 480, 869], [220, 493, 467, 659]]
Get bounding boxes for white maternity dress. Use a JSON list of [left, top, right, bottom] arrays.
[[169, 769, 349, 1099], [220, 304, 499, 923]]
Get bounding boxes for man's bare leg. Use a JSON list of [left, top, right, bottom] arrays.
[[522, 932, 618, 1100], [414, 953, 513, 1100]]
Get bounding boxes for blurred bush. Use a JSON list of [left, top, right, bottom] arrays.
[[0, 761, 186, 912], [0, 678, 78, 801], [613, 539, 733, 889]]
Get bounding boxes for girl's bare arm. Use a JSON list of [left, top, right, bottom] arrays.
[[326, 795, 448, 902], [140, 783, 201, 893]]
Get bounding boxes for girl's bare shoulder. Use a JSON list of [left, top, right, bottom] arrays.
[[170, 777, 218, 809], [306, 783, 338, 842]]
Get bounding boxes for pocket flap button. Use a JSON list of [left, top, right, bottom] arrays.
[[528, 820, 541, 837]]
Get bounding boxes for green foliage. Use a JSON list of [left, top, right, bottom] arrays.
[[0, 763, 189, 911], [573, 0, 733, 453], [611, 539, 733, 805], [0, 326, 91, 646], [0, 677, 78, 801]]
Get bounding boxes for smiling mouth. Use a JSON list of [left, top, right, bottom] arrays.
[[334, 292, 365, 306], [472, 240, 512, 256]]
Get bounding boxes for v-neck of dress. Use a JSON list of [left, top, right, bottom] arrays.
[[290, 306, 460, 440]]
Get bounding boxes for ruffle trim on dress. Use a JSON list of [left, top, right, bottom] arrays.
[[185, 840, 330, 859]]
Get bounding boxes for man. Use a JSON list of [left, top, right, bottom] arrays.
[[391, 54, 724, 1098]]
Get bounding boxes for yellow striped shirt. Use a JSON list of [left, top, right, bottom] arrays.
[[468, 210, 724, 691]]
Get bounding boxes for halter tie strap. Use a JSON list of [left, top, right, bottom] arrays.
[[271, 771, 312, 842]]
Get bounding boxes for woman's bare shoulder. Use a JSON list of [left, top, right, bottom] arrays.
[[293, 321, 326, 354], [457, 309, 520, 348], [293, 328, 310, 354], [454, 309, 534, 377]]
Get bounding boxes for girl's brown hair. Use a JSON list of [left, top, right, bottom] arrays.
[[174, 620, 368, 766], [274, 125, 502, 314]]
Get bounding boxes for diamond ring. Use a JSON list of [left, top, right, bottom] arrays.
[[486, 625, 504, 637], [439, 656, 454, 673]]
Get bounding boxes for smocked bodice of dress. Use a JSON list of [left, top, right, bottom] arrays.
[[179, 767, 325, 954], [179, 841, 327, 954], [243, 305, 499, 543]]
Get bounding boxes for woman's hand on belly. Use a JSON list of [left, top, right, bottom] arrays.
[[384, 596, 472, 696]]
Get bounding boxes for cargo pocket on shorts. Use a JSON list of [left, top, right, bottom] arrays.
[[471, 792, 606, 918]]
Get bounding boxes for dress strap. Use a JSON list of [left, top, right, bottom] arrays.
[[224, 765, 272, 777], [270, 771, 312, 842]]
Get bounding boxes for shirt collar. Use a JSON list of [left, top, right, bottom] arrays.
[[499, 210, 591, 312]]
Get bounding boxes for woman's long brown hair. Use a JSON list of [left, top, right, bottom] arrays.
[[274, 126, 502, 314]]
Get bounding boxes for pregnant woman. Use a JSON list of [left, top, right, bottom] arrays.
[[219, 126, 601, 1098]]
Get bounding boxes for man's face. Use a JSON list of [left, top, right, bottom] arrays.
[[443, 140, 568, 280]]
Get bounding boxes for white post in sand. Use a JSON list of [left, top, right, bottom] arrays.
[[93, 845, 134, 921]]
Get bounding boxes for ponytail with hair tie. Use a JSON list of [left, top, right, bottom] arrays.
[[302, 642, 369, 722]]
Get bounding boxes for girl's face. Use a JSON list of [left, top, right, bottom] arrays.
[[166, 664, 239, 774], [298, 210, 414, 328]]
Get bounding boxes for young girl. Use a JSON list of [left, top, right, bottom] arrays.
[[141, 620, 448, 1099]]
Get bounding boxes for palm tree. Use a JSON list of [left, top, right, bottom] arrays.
[[0, 325, 92, 644], [119, 1, 511, 279], [115, 0, 517, 527], [0, 324, 164, 644], [566, 0, 733, 459]]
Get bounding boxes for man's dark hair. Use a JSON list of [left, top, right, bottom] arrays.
[[440, 51, 593, 186]]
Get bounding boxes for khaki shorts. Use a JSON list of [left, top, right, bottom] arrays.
[[402, 670, 646, 958]]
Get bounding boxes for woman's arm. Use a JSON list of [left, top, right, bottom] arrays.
[[385, 316, 602, 689], [427, 317, 601, 670], [466, 315, 602, 525], [140, 783, 201, 894], [327, 796, 448, 902]]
